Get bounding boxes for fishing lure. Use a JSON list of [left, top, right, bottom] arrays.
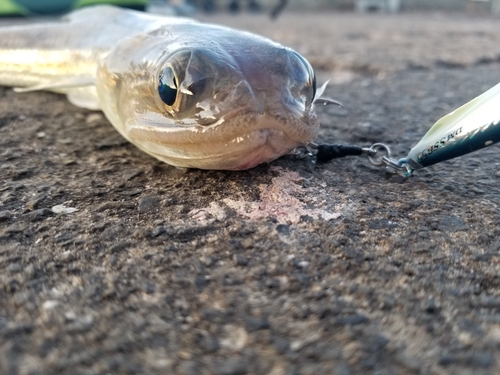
[[313, 82, 500, 177], [391, 82, 500, 176], [0, 5, 335, 171]]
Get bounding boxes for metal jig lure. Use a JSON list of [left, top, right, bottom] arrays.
[[312, 81, 500, 177]]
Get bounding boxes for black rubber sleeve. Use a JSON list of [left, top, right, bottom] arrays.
[[316, 144, 364, 163]]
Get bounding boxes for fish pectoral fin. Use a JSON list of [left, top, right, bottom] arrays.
[[14, 76, 99, 110], [14, 76, 95, 93], [67, 87, 101, 110]]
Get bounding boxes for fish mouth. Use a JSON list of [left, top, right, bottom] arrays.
[[152, 127, 290, 170], [127, 111, 319, 170]]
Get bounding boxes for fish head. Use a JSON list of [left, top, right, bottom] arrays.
[[97, 23, 319, 170]]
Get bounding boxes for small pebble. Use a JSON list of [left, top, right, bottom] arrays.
[[199, 255, 214, 267], [54, 232, 73, 243], [67, 315, 94, 333], [245, 317, 270, 332], [333, 314, 369, 326], [343, 341, 365, 365], [86, 113, 103, 124], [214, 357, 247, 375], [22, 264, 36, 281], [97, 135, 128, 149], [422, 298, 439, 314], [95, 201, 122, 212], [234, 254, 249, 266], [110, 241, 130, 253], [52, 204, 78, 214], [0, 210, 12, 221], [395, 353, 422, 373], [57, 138, 73, 144], [195, 275, 209, 292], [297, 261, 310, 269], [27, 208, 53, 222], [123, 169, 143, 181], [3, 323, 33, 338], [12, 168, 33, 181], [276, 224, 290, 234], [150, 225, 166, 238], [239, 238, 253, 249], [138, 196, 160, 213], [197, 332, 219, 353], [290, 340, 304, 351], [3, 223, 25, 234], [7, 263, 22, 273], [26, 195, 45, 210], [43, 300, 59, 310]]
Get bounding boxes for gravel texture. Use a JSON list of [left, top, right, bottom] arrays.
[[1, 11, 500, 375]]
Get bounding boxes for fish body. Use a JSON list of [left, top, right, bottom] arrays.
[[0, 6, 319, 170]]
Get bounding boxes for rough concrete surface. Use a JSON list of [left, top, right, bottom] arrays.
[[1, 11, 500, 375]]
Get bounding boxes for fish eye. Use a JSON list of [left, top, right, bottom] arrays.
[[158, 66, 178, 106], [156, 49, 216, 117]]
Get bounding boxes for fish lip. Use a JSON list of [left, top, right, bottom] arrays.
[[128, 110, 318, 169], [148, 127, 290, 170], [216, 128, 289, 170]]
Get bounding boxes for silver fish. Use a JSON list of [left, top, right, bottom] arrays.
[[0, 6, 320, 170]]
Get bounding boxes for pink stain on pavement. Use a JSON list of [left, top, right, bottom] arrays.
[[190, 168, 341, 224]]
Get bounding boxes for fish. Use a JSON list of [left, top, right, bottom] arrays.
[[0, 5, 325, 170]]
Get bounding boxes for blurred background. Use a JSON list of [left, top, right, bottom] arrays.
[[1, 0, 500, 16]]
